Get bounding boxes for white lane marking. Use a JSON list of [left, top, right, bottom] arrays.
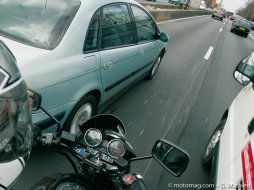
[[139, 129, 145, 136], [204, 46, 214, 60], [250, 33, 254, 40], [219, 28, 223, 32], [127, 122, 132, 128]]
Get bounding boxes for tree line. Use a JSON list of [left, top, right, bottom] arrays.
[[237, 0, 254, 21]]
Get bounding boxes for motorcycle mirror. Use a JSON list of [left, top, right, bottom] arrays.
[[29, 90, 42, 111], [152, 139, 189, 177], [28, 89, 61, 134]]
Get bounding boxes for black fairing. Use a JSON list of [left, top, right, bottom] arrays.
[[128, 179, 156, 190], [79, 114, 126, 136], [29, 173, 104, 190], [79, 114, 136, 159]]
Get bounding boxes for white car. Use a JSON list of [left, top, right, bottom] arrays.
[[202, 52, 254, 189]]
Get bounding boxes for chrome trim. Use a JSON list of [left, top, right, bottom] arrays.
[[84, 128, 102, 147], [107, 139, 126, 159]]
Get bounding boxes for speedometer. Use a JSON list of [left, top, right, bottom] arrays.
[[84, 128, 102, 147], [107, 139, 126, 158]]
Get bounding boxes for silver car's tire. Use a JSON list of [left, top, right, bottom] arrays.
[[202, 119, 225, 168], [64, 95, 97, 135], [146, 54, 162, 80]]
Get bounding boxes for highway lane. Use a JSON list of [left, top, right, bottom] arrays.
[[14, 16, 254, 189], [144, 18, 254, 189]]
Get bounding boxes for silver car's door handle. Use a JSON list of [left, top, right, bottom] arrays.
[[103, 61, 113, 70]]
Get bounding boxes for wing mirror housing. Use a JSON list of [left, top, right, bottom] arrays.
[[234, 52, 254, 86], [159, 32, 169, 42], [152, 139, 189, 177]]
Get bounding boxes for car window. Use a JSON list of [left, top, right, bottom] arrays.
[[101, 4, 135, 49], [0, 0, 80, 50], [238, 20, 251, 27], [84, 10, 101, 52], [131, 5, 157, 43]]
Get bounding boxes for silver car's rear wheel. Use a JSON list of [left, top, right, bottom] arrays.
[[64, 95, 97, 135]]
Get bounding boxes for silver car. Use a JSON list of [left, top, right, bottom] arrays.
[[0, 0, 168, 134], [211, 8, 227, 21]]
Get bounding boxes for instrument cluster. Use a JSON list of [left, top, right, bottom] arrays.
[[74, 128, 127, 169]]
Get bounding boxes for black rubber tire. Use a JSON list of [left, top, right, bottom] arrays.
[[211, 15, 214, 18], [230, 28, 234, 33], [146, 53, 163, 80], [244, 34, 248, 38], [63, 94, 97, 134], [202, 119, 226, 168]]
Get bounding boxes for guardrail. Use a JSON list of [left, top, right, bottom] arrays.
[[140, 2, 211, 22], [149, 9, 211, 22]]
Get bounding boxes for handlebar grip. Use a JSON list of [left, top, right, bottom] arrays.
[[32, 125, 41, 147]]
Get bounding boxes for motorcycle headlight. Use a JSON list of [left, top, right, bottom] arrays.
[[84, 128, 102, 147]]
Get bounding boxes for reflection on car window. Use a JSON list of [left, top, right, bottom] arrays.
[[131, 6, 157, 42], [239, 54, 254, 79], [247, 53, 254, 66], [0, 0, 80, 50], [84, 10, 101, 52], [101, 4, 135, 49]]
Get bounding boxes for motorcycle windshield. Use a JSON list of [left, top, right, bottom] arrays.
[[79, 114, 126, 138]]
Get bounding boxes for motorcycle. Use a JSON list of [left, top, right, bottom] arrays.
[[29, 91, 190, 190]]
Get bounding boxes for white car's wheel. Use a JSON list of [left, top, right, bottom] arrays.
[[202, 119, 225, 167]]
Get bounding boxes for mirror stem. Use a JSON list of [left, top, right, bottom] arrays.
[[129, 155, 153, 163], [40, 106, 61, 133]]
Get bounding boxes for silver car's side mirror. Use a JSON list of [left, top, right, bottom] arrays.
[[159, 32, 169, 42], [152, 139, 189, 177]]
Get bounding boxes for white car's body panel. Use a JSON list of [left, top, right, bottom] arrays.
[[214, 82, 254, 188]]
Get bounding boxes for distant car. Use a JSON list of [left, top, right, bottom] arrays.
[[211, 8, 227, 21], [230, 14, 241, 22], [230, 18, 251, 38], [169, 0, 180, 5]]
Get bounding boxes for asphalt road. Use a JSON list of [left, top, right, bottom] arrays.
[[15, 16, 254, 189]]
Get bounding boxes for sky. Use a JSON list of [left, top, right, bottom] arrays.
[[220, 0, 248, 12]]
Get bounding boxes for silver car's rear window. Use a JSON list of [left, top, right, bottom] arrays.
[[0, 0, 80, 50]]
